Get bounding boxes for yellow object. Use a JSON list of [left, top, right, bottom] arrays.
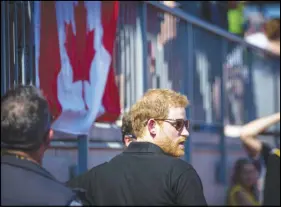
[[272, 148, 280, 157], [228, 184, 260, 206], [227, 3, 244, 35]]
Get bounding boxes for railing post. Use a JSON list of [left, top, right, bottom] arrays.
[[1, 1, 7, 96], [219, 39, 227, 185], [185, 23, 194, 163], [135, 2, 148, 98], [273, 58, 280, 147], [28, 1, 35, 85], [77, 135, 89, 175], [21, 1, 27, 85], [14, 2, 19, 86], [245, 49, 256, 122], [7, 2, 11, 90]]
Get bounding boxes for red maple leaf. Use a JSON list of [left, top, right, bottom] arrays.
[[64, 1, 95, 83], [64, 2, 96, 110]]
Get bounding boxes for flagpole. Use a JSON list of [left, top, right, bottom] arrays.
[[77, 134, 89, 175]]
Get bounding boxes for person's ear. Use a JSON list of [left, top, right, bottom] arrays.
[[45, 129, 54, 146], [147, 119, 157, 138]]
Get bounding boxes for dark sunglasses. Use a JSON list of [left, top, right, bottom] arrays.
[[154, 119, 190, 131]]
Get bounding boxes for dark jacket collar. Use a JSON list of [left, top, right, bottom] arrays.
[[1, 153, 57, 181], [124, 142, 166, 155]]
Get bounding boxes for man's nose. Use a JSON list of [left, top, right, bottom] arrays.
[[181, 126, 189, 137]]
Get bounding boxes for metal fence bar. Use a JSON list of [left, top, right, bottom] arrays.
[[125, 3, 132, 110], [14, 2, 19, 86], [77, 135, 89, 175], [21, 1, 26, 85], [1, 1, 35, 94], [219, 39, 228, 185], [129, 5, 136, 107], [7, 2, 11, 90], [185, 22, 194, 163], [145, 1, 278, 56], [119, 4, 126, 109], [140, 2, 148, 94], [245, 48, 256, 123], [273, 60, 280, 147], [1, 1, 7, 96], [28, 1, 34, 84], [135, 2, 148, 99]]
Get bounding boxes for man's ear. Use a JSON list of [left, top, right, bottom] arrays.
[[45, 129, 54, 146], [147, 119, 157, 138]]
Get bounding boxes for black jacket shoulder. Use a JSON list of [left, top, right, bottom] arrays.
[[1, 155, 77, 206], [66, 162, 108, 187], [66, 162, 108, 205]]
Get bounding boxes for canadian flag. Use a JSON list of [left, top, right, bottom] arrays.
[[34, 1, 121, 135]]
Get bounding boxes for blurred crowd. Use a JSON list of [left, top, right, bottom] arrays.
[[162, 1, 280, 55], [245, 16, 280, 55]]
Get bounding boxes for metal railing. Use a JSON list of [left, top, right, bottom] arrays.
[[113, 1, 280, 183], [1, 1, 280, 182], [114, 1, 280, 123], [1, 1, 34, 95]]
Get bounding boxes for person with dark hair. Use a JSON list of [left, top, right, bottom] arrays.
[[226, 158, 260, 206], [66, 112, 136, 205], [1, 85, 82, 206], [121, 111, 137, 147], [240, 112, 280, 206]]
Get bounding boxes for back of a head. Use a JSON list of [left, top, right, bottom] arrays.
[[1, 85, 52, 152], [121, 112, 134, 144], [265, 18, 280, 41], [130, 89, 189, 138]]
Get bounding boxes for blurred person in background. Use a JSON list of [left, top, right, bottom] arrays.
[[121, 111, 137, 147], [225, 66, 246, 125], [245, 17, 280, 55], [1, 85, 82, 206], [66, 112, 136, 205], [240, 112, 280, 206], [227, 1, 245, 37], [244, 12, 266, 38], [226, 158, 260, 206]]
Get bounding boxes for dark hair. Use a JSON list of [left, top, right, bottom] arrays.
[[231, 158, 253, 185], [1, 85, 52, 151], [121, 112, 135, 144], [226, 158, 258, 204]]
